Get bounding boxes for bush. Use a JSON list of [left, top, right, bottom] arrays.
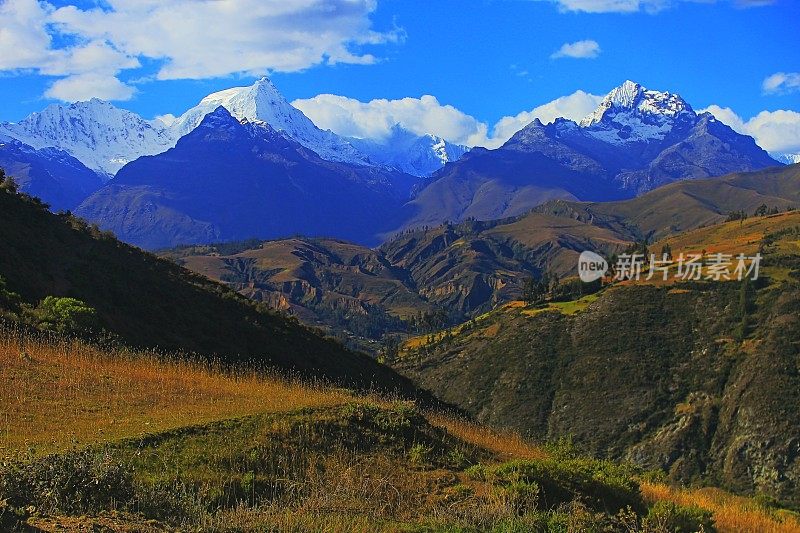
[[0, 448, 134, 515], [643, 501, 715, 532], [31, 296, 99, 335], [0, 276, 22, 316], [490, 456, 642, 514], [495, 480, 540, 515]]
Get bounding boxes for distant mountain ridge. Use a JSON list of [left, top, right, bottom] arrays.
[[390, 81, 780, 235], [164, 164, 800, 345], [0, 139, 103, 211], [169, 78, 372, 166], [75, 107, 418, 249], [349, 125, 469, 177], [0, 77, 465, 210], [0, 99, 174, 177]]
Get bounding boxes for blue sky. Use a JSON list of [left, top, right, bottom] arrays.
[[1, 0, 799, 152]]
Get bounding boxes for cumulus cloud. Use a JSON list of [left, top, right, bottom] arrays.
[[293, 90, 603, 148], [292, 94, 490, 146], [49, 0, 401, 79], [44, 73, 136, 101], [153, 114, 178, 127], [762, 72, 800, 95], [490, 91, 603, 142], [0, 0, 399, 101], [701, 105, 800, 154], [551, 40, 601, 59]]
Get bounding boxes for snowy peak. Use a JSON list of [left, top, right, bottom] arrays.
[[0, 99, 174, 177], [348, 124, 468, 176], [171, 77, 370, 166], [576, 80, 696, 145], [172, 77, 292, 137], [771, 152, 800, 165], [580, 80, 694, 127]]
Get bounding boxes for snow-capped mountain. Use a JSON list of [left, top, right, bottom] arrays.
[[170, 78, 370, 166], [390, 80, 780, 233], [348, 125, 469, 177], [75, 107, 418, 249], [771, 153, 800, 165], [0, 99, 175, 178], [0, 77, 467, 184], [578, 80, 697, 145]]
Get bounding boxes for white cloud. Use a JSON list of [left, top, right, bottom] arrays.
[[0, 0, 400, 102], [701, 105, 800, 154], [293, 90, 604, 148], [0, 0, 54, 70], [292, 94, 490, 146], [490, 91, 603, 142], [551, 0, 669, 13], [49, 0, 401, 79], [44, 73, 136, 101], [762, 72, 800, 95], [153, 114, 178, 127], [551, 40, 601, 59]]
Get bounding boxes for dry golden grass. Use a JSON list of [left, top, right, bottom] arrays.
[[642, 481, 800, 533], [427, 412, 547, 461], [3, 329, 798, 532], [0, 329, 351, 456]]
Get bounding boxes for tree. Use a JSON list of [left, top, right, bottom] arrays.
[[726, 210, 747, 223], [660, 243, 673, 260], [32, 296, 99, 335], [734, 278, 755, 341], [378, 334, 401, 364], [522, 277, 546, 306], [754, 204, 768, 217], [0, 168, 18, 194]]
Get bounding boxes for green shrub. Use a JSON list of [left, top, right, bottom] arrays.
[[643, 501, 715, 532], [464, 463, 487, 481], [408, 443, 433, 466], [133, 480, 207, 523], [0, 448, 134, 515], [495, 480, 540, 515], [31, 296, 99, 335], [490, 456, 642, 514]]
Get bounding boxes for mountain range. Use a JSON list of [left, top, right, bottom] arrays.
[[388, 81, 779, 235], [162, 164, 800, 346], [75, 107, 418, 249], [0, 79, 786, 248]]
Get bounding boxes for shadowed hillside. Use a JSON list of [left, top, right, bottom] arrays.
[[0, 168, 426, 395]]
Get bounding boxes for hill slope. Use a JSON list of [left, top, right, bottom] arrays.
[[532, 163, 800, 242], [394, 212, 800, 506], [0, 169, 424, 394], [3, 330, 797, 532], [163, 166, 799, 349]]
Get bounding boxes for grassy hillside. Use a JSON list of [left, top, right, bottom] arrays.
[[394, 212, 800, 508], [0, 174, 424, 395], [2, 329, 798, 532]]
